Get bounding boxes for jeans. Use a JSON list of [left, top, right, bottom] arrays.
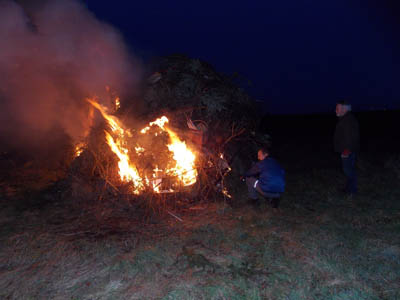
[[341, 152, 357, 194]]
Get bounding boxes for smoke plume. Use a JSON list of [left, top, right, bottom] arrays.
[[0, 0, 141, 154]]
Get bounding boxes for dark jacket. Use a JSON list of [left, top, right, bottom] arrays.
[[334, 112, 360, 153], [244, 157, 285, 193]]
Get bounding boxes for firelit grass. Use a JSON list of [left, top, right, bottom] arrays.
[[1, 162, 399, 299]]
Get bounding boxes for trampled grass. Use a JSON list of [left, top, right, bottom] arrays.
[[0, 157, 399, 299]]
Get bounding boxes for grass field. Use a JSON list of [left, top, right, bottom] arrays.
[[0, 148, 399, 300]]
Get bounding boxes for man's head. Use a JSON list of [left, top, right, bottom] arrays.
[[336, 100, 352, 117], [257, 146, 270, 161]]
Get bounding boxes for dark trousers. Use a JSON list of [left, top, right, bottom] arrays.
[[246, 177, 264, 199], [246, 177, 281, 199], [341, 153, 357, 194]]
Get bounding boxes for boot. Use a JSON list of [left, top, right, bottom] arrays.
[[270, 198, 280, 209], [248, 198, 260, 208]]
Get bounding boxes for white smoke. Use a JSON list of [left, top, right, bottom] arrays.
[[0, 0, 141, 150]]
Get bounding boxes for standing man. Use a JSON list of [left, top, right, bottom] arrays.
[[334, 101, 360, 195], [242, 146, 285, 208]]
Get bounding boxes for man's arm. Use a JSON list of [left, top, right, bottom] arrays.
[[341, 117, 359, 157], [243, 162, 261, 177]]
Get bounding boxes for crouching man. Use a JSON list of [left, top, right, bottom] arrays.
[[242, 146, 285, 208]]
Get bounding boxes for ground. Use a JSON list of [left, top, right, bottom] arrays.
[[0, 112, 399, 300]]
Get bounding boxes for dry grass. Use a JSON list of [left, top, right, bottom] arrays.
[[1, 157, 400, 299]]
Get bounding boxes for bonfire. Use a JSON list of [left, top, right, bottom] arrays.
[[80, 97, 200, 197]]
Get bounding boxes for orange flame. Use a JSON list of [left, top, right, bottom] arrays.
[[87, 98, 197, 194], [165, 129, 197, 186], [140, 116, 197, 187], [105, 131, 144, 194], [86, 98, 124, 136]]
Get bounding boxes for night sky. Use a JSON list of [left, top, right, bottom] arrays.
[[86, 1, 400, 114]]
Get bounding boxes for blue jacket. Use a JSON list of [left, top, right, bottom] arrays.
[[244, 157, 285, 193]]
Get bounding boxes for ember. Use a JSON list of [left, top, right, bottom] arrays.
[[74, 142, 86, 158]]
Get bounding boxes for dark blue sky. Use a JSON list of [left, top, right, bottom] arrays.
[[86, 1, 400, 114]]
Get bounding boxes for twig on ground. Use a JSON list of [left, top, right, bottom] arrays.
[[167, 210, 183, 222]]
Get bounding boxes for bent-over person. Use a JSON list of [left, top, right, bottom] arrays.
[[243, 146, 285, 208]]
